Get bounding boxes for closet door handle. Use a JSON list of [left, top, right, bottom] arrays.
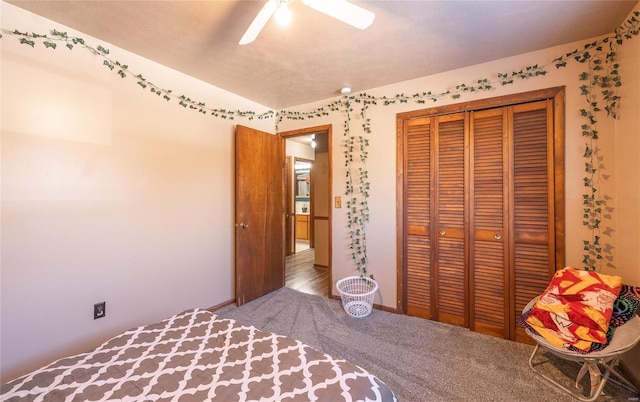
[[494, 233, 502, 240], [439, 230, 446, 236]]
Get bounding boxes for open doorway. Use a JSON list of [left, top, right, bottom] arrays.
[[281, 125, 332, 297]]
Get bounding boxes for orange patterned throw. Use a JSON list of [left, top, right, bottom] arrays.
[[525, 267, 622, 351]]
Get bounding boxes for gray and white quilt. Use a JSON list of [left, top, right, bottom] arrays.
[[1, 309, 396, 401]]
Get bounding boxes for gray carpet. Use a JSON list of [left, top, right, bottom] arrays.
[[216, 287, 638, 401]]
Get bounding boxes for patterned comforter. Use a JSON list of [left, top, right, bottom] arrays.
[[1, 309, 396, 401]]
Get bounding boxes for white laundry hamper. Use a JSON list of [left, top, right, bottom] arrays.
[[336, 276, 378, 318]]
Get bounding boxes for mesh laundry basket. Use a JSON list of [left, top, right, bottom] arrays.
[[336, 276, 378, 318]]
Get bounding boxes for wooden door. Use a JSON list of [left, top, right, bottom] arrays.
[[295, 215, 309, 240], [469, 108, 510, 338], [403, 117, 433, 318], [433, 113, 468, 327], [511, 100, 557, 342], [235, 125, 285, 306], [398, 88, 564, 342]]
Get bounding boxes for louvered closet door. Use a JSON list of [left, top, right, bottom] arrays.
[[469, 109, 509, 338], [433, 113, 467, 326], [400, 90, 562, 342], [404, 118, 433, 318], [511, 100, 556, 343]]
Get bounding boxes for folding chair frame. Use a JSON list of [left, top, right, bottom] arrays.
[[527, 341, 639, 401], [524, 298, 640, 401]]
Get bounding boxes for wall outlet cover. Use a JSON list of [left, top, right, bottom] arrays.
[[94, 302, 106, 319]]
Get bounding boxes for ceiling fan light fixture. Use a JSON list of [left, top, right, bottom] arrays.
[[275, 0, 292, 26], [239, 0, 279, 45], [302, 0, 375, 30], [240, 0, 374, 45]]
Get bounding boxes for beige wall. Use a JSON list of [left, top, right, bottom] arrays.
[[285, 139, 315, 161], [0, 3, 272, 381], [279, 33, 640, 307], [614, 9, 640, 383], [615, 12, 640, 288]]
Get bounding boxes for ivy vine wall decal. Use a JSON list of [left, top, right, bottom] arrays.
[[1, 8, 638, 277]]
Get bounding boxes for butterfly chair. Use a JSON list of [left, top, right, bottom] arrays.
[[523, 297, 640, 402]]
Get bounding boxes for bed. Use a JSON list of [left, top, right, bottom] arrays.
[[1, 309, 397, 401]]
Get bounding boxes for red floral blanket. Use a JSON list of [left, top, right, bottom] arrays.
[[524, 267, 622, 351]]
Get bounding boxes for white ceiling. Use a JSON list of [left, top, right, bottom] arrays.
[[5, 0, 638, 109]]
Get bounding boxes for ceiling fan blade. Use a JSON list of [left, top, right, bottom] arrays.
[[303, 0, 374, 30], [239, 0, 278, 45]]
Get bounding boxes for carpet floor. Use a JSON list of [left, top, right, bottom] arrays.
[[217, 287, 638, 401]]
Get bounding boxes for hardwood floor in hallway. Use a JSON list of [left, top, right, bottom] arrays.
[[285, 248, 328, 296]]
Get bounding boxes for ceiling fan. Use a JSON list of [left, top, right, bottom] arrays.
[[239, 0, 375, 45]]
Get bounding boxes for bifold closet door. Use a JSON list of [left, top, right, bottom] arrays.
[[404, 117, 433, 319], [469, 108, 509, 338], [400, 90, 562, 342], [511, 100, 556, 342], [433, 113, 467, 327], [402, 112, 468, 324]]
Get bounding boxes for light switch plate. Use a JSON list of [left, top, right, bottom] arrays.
[[334, 196, 342, 208]]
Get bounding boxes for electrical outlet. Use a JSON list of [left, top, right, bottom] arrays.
[[94, 302, 106, 319], [335, 196, 342, 208]]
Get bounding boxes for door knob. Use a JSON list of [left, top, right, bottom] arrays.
[[494, 233, 502, 240], [236, 222, 249, 229]]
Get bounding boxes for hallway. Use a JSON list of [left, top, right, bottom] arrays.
[[295, 239, 310, 253], [285, 248, 328, 296]]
